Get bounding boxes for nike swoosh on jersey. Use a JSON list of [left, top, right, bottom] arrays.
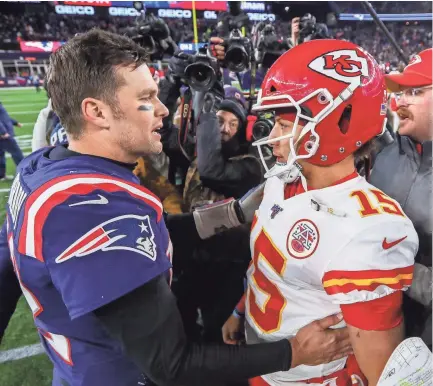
[[382, 236, 407, 250], [69, 194, 109, 207]]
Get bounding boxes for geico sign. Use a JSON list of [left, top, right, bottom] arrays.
[[241, 2, 265, 11], [204, 11, 217, 19], [109, 7, 140, 16], [158, 9, 191, 18], [248, 13, 275, 22], [55, 5, 95, 15]]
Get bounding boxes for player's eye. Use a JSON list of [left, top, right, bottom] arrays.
[[411, 88, 423, 96]]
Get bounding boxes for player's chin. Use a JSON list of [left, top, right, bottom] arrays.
[[149, 140, 163, 154]]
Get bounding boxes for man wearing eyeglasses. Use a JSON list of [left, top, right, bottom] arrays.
[[370, 48, 432, 349]]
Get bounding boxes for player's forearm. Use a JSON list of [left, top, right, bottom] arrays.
[[94, 274, 292, 385], [164, 212, 201, 254], [348, 323, 404, 385]]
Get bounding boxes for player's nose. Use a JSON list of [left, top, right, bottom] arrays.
[[268, 124, 280, 143], [155, 98, 169, 118]]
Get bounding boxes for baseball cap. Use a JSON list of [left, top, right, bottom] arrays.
[[385, 48, 432, 92]]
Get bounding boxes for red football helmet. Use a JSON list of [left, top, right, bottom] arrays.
[[252, 39, 387, 182]]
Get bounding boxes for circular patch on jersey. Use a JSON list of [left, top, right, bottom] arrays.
[[286, 219, 320, 259]]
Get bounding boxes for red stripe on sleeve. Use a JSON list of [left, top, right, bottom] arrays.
[[325, 278, 413, 295], [323, 265, 414, 282], [341, 291, 403, 330]]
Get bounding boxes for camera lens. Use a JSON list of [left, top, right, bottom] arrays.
[[225, 45, 249, 72], [252, 118, 273, 140], [185, 62, 217, 92]]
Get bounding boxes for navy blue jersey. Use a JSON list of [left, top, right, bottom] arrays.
[[3, 147, 172, 385], [50, 123, 68, 146]]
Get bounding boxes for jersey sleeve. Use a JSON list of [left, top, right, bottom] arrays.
[[31, 183, 172, 320], [322, 220, 418, 330]]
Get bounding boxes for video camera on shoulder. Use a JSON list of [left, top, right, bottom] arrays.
[[224, 28, 253, 73], [299, 13, 329, 43], [127, 8, 177, 61], [217, 2, 253, 73], [252, 23, 289, 69]]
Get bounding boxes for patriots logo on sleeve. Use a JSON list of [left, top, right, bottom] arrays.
[[55, 214, 157, 264]]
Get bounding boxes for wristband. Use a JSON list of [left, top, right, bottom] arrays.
[[232, 309, 245, 319]]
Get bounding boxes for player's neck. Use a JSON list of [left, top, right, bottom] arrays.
[[68, 137, 137, 164], [302, 157, 356, 190]]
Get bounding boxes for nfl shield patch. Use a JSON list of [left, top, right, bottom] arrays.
[[270, 204, 284, 219]]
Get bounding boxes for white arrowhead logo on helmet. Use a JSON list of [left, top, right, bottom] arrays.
[[406, 54, 421, 69], [308, 49, 369, 84]]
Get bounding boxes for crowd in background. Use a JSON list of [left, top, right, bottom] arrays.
[[336, 0, 432, 13], [0, 1, 431, 69]]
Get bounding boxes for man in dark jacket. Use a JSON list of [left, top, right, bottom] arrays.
[[370, 48, 432, 348], [0, 102, 24, 178], [176, 84, 263, 352], [184, 86, 262, 210]]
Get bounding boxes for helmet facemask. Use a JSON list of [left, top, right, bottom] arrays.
[[252, 88, 336, 183]]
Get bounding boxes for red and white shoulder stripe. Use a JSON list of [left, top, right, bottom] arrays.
[[18, 173, 163, 262], [322, 265, 413, 304]]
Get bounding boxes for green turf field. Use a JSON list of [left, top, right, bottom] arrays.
[[0, 88, 53, 386]]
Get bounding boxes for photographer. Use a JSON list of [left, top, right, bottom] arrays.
[[162, 39, 263, 345], [184, 84, 262, 209], [289, 14, 329, 47]]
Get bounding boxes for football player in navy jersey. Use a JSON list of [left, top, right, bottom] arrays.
[[0, 30, 353, 386], [49, 122, 68, 146]]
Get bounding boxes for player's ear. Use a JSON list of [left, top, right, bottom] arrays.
[[81, 97, 110, 129]]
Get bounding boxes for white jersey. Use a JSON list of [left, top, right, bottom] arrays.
[[245, 174, 418, 385]]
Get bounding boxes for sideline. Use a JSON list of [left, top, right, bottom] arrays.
[[0, 343, 44, 364]]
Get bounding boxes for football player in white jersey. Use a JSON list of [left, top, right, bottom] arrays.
[[223, 39, 419, 386]]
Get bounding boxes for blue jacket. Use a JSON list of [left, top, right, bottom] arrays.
[[0, 103, 18, 136]]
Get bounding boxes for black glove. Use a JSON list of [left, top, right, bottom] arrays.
[[167, 50, 190, 84]]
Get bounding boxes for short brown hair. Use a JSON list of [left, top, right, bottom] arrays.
[[46, 29, 148, 139]]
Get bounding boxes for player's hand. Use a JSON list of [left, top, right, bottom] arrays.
[[0, 133, 10, 139], [289, 313, 353, 368], [16, 122, 23, 128], [222, 314, 245, 345], [291, 17, 300, 46], [237, 183, 265, 223], [208, 37, 225, 61]]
